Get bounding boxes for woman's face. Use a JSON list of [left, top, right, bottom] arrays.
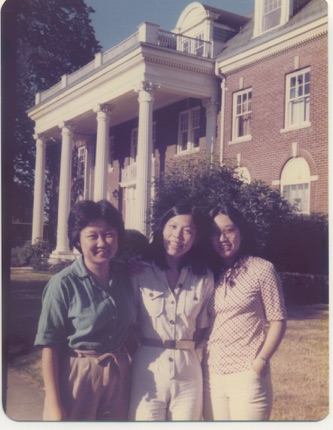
[[211, 213, 241, 267], [162, 214, 197, 261], [79, 218, 118, 268]]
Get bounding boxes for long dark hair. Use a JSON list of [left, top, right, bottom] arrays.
[[145, 203, 209, 275], [68, 199, 125, 253], [208, 204, 256, 282]]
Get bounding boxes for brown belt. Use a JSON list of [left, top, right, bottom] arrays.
[[141, 338, 196, 350]]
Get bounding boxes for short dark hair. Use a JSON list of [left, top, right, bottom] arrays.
[[146, 203, 209, 274], [67, 200, 125, 252]]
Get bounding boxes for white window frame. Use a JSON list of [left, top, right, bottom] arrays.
[[130, 128, 138, 164], [235, 166, 251, 184], [284, 68, 311, 130], [77, 146, 85, 178], [108, 135, 115, 171], [177, 107, 201, 154], [231, 88, 252, 143], [280, 157, 310, 214], [253, 0, 291, 37]]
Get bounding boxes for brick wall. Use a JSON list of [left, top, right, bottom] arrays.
[[219, 34, 328, 213]]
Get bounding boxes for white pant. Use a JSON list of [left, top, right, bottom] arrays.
[[128, 346, 203, 421], [203, 369, 273, 421]]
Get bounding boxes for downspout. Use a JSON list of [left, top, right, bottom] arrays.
[[215, 64, 227, 166]]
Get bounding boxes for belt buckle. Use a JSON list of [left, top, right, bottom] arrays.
[[163, 340, 176, 349]]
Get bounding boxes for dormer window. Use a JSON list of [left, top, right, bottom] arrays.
[[253, 0, 291, 37], [263, 0, 282, 32]]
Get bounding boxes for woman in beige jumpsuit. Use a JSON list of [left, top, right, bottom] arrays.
[[128, 203, 214, 421]]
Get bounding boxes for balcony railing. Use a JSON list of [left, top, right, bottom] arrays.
[[35, 23, 212, 105], [158, 30, 211, 58]]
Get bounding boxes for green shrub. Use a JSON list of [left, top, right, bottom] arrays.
[[151, 159, 327, 275], [280, 272, 328, 305], [267, 213, 328, 275], [10, 239, 52, 268], [152, 158, 292, 253]]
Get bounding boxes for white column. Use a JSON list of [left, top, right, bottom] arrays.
[[93, 104, 113, 201], [135, 81, 158, 235], [31, 134, 46, 243], [203, 97, 218, 164], [50, 122, 74, 260]]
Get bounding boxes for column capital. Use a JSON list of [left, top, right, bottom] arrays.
[[135, 81, 160, 101], [58, 121, 75, 132], [33, 133, 46, 142], [93, 103, 114, 115], [202, 97, 218, 109]]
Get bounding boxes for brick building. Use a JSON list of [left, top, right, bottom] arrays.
[[27, 0, 328, 260]]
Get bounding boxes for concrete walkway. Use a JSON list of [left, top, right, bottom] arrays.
[[3, 368, 44, 422]]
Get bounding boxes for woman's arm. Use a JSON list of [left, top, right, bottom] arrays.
[[42, 346, 67, 421], [252, 319, 287, 376]]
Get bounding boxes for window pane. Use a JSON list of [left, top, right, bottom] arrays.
[[192, 108, 200, 128], [181, 131, 188, 150], [283, 183, 309, 212], [287, 70, 311, 127], [263, 0, 281, 31], [193, 128, 200, 148], [234, 89, 252, 138]]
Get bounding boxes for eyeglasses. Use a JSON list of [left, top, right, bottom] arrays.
[[211, 227, 239, 239]]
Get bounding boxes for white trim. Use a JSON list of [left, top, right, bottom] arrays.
[[280, 122, 311, 133], [284, 67, 311, 130], [232, 88, 252, 142], [229, 136, 253, 145], [218, 18, 327, 74]]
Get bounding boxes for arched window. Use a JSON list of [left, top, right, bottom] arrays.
[[235, 166, 251, 184], [281, 157, 310, 213]]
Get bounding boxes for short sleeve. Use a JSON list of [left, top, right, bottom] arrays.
[[260, 261, 287, 321], [34, 276, 69, 347]]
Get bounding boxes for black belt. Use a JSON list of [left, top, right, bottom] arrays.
[[141, 338, 196, 350]]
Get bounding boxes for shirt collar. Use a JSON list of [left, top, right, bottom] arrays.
[[71, 255, 125, 280], [71, 255, 90, 279]]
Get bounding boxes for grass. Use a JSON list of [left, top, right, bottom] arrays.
[[270, 304, 329, 421], [5, 269, 329, 421]]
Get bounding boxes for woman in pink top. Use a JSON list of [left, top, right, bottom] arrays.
[[202, 204, 287, 421]]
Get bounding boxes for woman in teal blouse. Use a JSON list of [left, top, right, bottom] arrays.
[[35, 200, 136, 421]]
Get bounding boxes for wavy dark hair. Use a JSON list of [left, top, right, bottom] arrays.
[[208, 204, 257, 283], [144, 203, 210, 275], [67, 199, 125, 253]]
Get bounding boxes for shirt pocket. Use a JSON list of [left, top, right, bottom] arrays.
[[182, 286, 202, 319], [140, 287, 165, 317]]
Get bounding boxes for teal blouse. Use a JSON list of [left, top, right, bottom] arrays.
[[35, 256, 135, 352]]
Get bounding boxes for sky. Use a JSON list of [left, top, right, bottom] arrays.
[[84, 0, 255, 51]]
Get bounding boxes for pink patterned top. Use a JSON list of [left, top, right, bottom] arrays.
[[202, 256, 287, 375]]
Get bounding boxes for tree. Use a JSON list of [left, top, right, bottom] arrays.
[[2, 0, 102, 224]]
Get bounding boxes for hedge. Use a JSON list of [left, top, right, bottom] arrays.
[[280, 272, 328, 306]]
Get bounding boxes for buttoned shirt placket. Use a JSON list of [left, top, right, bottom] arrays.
[[162, 268, 189, 380]]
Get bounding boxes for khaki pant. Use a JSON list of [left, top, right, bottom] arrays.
[[203, 369, 273, 421], [56, 349, 130, 421]]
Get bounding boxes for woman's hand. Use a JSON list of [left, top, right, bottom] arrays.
[[251, 356, 269, 377]]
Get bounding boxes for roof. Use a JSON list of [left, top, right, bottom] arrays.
[[202, 3, 250, 29], [217, 0, 328, 61]]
